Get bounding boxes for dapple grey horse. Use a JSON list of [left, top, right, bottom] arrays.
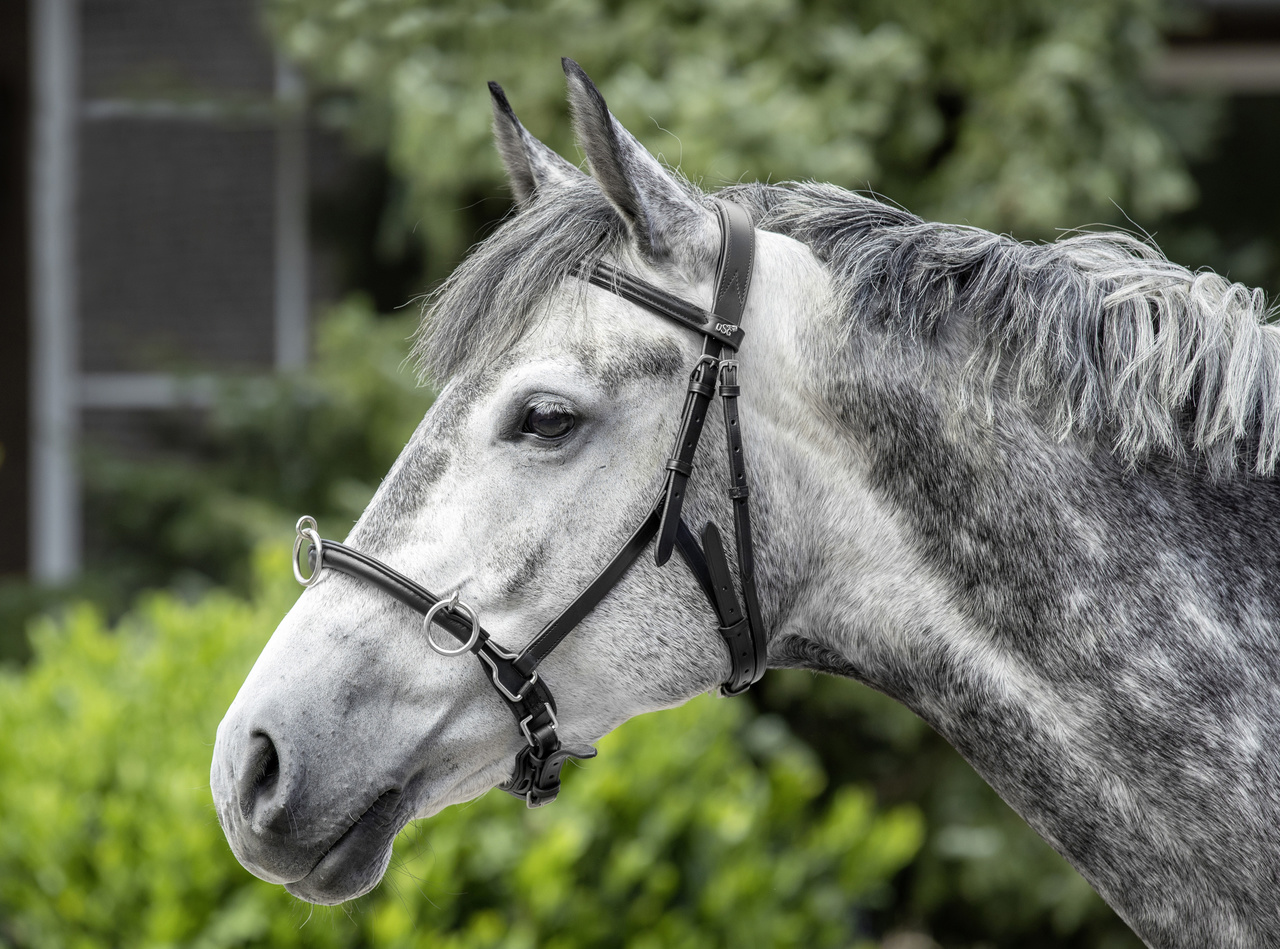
[[212, 61, 1280, 948]]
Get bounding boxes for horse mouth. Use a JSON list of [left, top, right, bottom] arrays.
[[285, 787, 406, 905]]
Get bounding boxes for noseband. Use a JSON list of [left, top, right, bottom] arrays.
[[291, 200, 767, 806]]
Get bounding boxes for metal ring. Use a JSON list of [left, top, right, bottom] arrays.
[[292, 515, 324, 587], [424, 592, 481, 657]]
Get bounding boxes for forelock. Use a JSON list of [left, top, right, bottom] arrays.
[[415, 171, 710, 384]]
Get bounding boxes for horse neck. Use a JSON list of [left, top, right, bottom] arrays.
[[744, 278, 1280, 948]]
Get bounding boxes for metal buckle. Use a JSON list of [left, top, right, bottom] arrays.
[[423, 592, 482, 657], [692, 353, 719, 375], [477, 643, 539, 702], [519, 706, 559, 748], [292, 516, 324, 587]]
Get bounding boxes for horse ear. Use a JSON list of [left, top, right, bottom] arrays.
[[489, 81, 585, 207], [562, 58, 711, 260]]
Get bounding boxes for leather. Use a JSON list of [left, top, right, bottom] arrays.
[[313, 541, 545, 704], [308, 540, 577, 805], [675, 518, 717, 604], [654, 201, 758, 565], [717, 361, 767, 691], [587, 265, 745, 349], [710, 202, 756, 327], [655, 354, 720, 565], [699, 522, 744, 629]]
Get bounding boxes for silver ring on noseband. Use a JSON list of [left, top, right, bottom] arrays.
[[424, 592, 481, 656], [293, 515, 324, 587]]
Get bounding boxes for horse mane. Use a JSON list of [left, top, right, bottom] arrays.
[[724, 180, 1280, 478], [417, 175, 1280, 478]]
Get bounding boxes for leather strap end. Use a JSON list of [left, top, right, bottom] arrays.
[[654, 473, 687, 566], [664, 457, 694, 477], [654, 517, 678, 566]]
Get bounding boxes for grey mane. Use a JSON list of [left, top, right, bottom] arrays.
[[418, 176, 1280, 477]]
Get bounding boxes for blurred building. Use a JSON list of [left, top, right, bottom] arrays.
[[2, 0, 1280, 585], [3, 0, 333, 583]]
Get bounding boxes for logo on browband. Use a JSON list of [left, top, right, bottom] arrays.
[[715, 322, 739, 336]]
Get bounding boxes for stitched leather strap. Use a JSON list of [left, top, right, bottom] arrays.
[[587, 265, 745, 349], [312, 541, 547, 706], [655, 353, 720, 565], [717, 360, 767, 693], [674, 518, 716, 603], [653, 201, 757, 565], [710, 201, 756, 328], [307, 539, 590, 805]]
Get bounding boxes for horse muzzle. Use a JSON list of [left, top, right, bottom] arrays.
[[210, 685, 418, 904]]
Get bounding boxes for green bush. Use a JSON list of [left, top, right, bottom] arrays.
[[269, 0, 1200, 274], [0, 545, 922, 949], [82, 298, 428, 596], [0, 297, 426, 663]]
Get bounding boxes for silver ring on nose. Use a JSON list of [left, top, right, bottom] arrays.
[[293, 515, 324, 587], [424, 592, 481, 657]]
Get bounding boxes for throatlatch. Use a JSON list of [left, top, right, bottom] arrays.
[[291, 199, 768, 806]]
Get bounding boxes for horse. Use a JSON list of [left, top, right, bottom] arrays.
[[211, 60, 1280, 949]]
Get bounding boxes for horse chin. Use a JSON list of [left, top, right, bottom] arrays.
[[283, 788, 407, 905]]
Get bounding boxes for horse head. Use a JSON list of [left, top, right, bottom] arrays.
[[210, 61, 831, 905]]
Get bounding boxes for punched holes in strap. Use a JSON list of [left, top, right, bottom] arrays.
[[673, 519, 757, 696], [654, 355, 721, 565], [700, 522, 758, 695], [717, 360, 767, 689]]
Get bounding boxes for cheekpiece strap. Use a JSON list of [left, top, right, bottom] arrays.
[[653, 201, 757, 565]]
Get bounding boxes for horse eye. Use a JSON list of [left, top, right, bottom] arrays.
[[521, 403, 576, 439]]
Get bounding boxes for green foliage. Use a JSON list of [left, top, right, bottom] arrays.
[[0, 298, 427, 661], [268, 0, 1197, 274], [0, 546, 921, 949], [87, 298, 429, 603]]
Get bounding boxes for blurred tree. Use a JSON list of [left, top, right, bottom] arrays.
[[268, 0, 1200, 279], [0, 298, 426, 662]]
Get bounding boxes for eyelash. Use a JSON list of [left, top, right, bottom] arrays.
[[529, 398, 572, 416], [520, 399, 577, 439]]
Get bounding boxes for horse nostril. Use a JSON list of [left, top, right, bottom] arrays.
[[238, 731, 281, 822]]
